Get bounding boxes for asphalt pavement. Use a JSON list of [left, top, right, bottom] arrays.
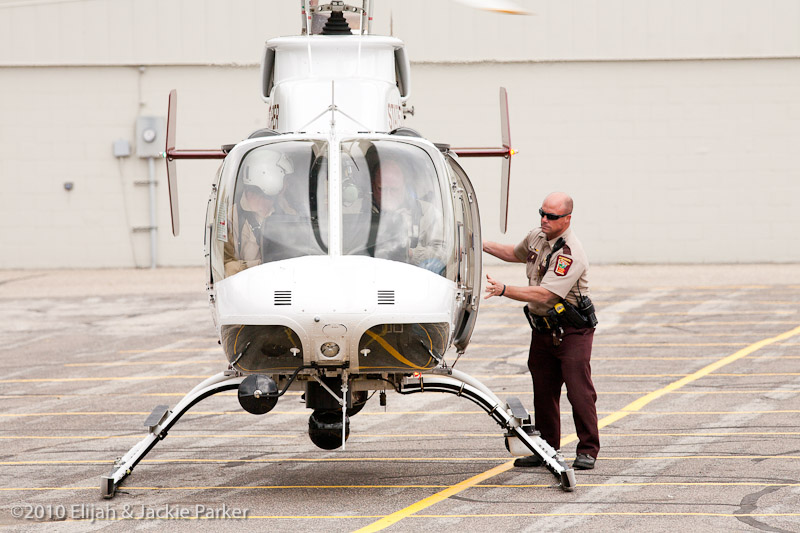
[[1, 263, 800, 532]]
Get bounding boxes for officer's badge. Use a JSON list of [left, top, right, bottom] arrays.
[[554, 255, 572, 276]]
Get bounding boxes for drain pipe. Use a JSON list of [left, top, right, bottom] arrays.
[[147, 156, 157, 269]]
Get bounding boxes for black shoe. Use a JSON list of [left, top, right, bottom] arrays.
[[573, 453, 596, 470], [513, 455, 544, 467]]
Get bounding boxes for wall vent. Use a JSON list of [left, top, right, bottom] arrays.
[[377, 290, 395, 305], [274, 291, 292, 306]]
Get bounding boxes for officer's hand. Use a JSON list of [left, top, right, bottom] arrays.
[[484, 274, 504, 300]]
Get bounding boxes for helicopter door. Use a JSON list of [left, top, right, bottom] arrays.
[[447, 155, 482, 352]]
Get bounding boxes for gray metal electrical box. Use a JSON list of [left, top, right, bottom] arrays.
[[113, 139, 131, 158], [135, 116, 166, 158]]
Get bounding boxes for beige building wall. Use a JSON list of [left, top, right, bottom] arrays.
[[1, 0, 799, 267]]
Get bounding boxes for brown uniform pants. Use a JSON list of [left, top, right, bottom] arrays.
[[528, 326, 600, 458]]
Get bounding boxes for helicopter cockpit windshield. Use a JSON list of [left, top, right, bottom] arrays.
[[215, 138, 454, 281], [221, 140, 329, 278], [340, 140, 453, 278]]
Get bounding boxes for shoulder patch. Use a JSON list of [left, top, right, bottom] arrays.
[[554, 255, 573, 276], [562, 243, 571, 255]]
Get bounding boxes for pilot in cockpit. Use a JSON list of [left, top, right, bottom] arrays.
[[369, 158, 446, 275], [224, 149, 296, 277]]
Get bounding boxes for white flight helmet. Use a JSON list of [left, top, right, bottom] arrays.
[[241, 149, 294, 196]]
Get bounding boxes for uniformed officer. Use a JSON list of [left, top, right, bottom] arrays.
[[483, 191, 599, 470], [369, 159, 446, 274], [224, 149, 296, 277]]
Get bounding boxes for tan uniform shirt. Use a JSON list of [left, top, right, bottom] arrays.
[[513, 226, 590, 309], [223, 194, 275, 277]]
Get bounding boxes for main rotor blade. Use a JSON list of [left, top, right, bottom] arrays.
[[455, 0, 532, 15]]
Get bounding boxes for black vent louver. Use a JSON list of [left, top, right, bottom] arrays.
[[274, 291, 292, 306], [377, 290, 395, 305]]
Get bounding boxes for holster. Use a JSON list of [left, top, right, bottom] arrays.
[[524, 300, 597, 332], [551, 300, 588, 328]]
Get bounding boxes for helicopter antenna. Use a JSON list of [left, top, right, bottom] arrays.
[[330, 81, 336, 132], [297, 82, 372, 133]]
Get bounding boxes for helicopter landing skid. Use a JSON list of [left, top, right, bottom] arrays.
[[399, 368, 577, 492], [101, 371, 245, 499]]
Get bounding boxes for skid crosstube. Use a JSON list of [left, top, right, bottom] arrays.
[[101, 372, 245, 499], [398, 369, 576, 491]]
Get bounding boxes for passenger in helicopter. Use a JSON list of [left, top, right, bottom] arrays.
[[223, 149, 297, 277], [369, 158, 446, 275]]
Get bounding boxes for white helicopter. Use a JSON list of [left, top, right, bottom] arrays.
[[101, 0, 577, 498]]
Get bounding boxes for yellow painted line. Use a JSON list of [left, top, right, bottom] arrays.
[[21, 512, 800, 522], [599, 332, 781, 338], [2, 430, 798, 442], [489, 310, 797, 317], [463, 354, 800, 360], [473, 372, 800, 378], [358, 323, 800, 532], [5, 409, 800, 418], [7, 455, 798, 467], [0, 391, 294, 399], [645, 300, 800, 306], [470, 343, 792, 351], [597, 410, 800, 415], [485, 482, 800, 487], [0, 411, 485, 418], [352, 462, 515, 533], [558, 324, 800, 448], [118, 348, 217, 354], [469, 342, 754, 347], [0, 434, 298, 440], [65, 360, 220, 367], [407, 512, 800, 518], [592, 355, 800, 360], [475, 321, 799, 329], [600, 432, 800, 437], [595, 343, 749, 347], [30, 512, 800, 521], [5, 481, 800, 493], [0, 458, 512, 466], [0, 376, 209, 384], [491, 390, 800, 396]]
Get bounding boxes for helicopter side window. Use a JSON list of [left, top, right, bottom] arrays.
[[222, 141, 329, 278], [340, 140, 453, 278]]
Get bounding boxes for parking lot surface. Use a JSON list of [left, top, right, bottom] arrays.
[[1, 264, 799, 532]]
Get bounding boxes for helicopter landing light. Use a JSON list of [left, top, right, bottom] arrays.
[[320, 342, 341, 358]]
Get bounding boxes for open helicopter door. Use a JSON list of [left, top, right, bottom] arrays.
[[164, 89, 227, 236], [448, 157, 482, 352], [451, 87, 514, 233]]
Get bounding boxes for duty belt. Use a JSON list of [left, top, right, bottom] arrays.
[[523, 306, 565, 346], [523, 306, 555, 332]]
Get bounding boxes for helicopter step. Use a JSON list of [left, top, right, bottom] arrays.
[[101, 372, 245, 499], [399, 368, 576, 491]]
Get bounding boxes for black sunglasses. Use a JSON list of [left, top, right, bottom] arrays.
[[539, 208, 571, 221]]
